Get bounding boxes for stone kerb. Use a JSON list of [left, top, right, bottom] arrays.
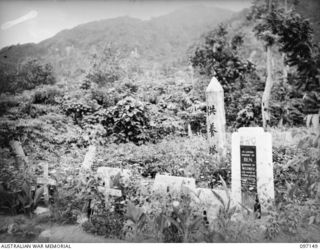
[[153, 174, 236, 220], [153, 174, 196, 194], [231, 127, 274, 213]]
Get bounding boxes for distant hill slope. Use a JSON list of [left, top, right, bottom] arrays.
[[0, 5, 234, 77], [296, 0, 320, 44]]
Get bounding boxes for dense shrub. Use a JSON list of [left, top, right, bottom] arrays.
[[94, 136, 230, 186], [0, 65, 17, 94], [83, 212, 125, 238], [190, 25, 261, 126], [90, 87, 121, 108], [270, 78, 305, 126], [62, 90, 100, 125], [17, 58, 56, 91], [32, 86, 62, 105], [0, 95, 20, 116], [103, 97, 151, 145], [0, 58, 56, 94], [86, 46, 124, 87]]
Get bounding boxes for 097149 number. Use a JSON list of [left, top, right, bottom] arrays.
[[300, 244, 318, 248]]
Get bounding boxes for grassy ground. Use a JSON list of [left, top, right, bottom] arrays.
[[0, 128, 319, 242]]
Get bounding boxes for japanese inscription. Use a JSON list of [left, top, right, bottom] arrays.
[[207, 105, 216, 116], [209, 123, 216, 137]]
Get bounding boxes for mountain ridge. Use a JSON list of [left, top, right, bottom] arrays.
[[0, 5, 235, 77]]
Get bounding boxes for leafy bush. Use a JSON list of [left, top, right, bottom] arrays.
[[270, 78, 305, 126], [0, 58, 56, 94], [103, 97, 152, 145], [0, 95, 20, 116], [83, 212, 125, 238], [32, 86, 62, 105], [190, 25, 261, 125], [94, 136, 230, 186], [17, 58, 56, 91], [86, 46, 124, 87], [90, 87, 119, 108], [234, 104, 256, 128], [62, 90, 100, 125]]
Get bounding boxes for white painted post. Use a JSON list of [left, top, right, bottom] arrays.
[[188, 123, 192, 137], [206, 77, 226, 157], [81, 145, 96, 171]]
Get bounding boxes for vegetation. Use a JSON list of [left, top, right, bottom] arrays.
[[0, 1, 319, 243], [0, 58, 56, 94]]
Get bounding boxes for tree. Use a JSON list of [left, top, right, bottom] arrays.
[[250, 0, 277, 129], [0, 58, 55, 94], [17, 58, 56, 90], [251, 0, 320, 131], [86, 43, 124, 87], [190, 24, 257, 125]]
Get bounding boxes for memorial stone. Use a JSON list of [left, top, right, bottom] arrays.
[[206, 77, 226, 157], [153, 174, 196, 194], [231, 127, 274, 215], [97, 167, 131, 198]]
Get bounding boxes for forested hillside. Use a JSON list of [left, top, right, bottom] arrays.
[[0, 5, 234, 78], [0, 1, 319, 243]]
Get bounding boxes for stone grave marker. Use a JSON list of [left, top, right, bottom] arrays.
[[206, 77, 226, 157], [96, 167, 131, 198], [37, 163, 56, 204], [153, 174, 196, 194], [231, 127, 274, 215], [81, 145, 96, 171]]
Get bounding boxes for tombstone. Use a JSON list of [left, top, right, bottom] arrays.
[[153, 174, 196, 194], [79, 145, 97, 184], [37, 163, 56, 205], [81, 145, 96, 171], [231, 127, 274, 215], [96, 167, 131, 199], [206, 77, 226, 157]]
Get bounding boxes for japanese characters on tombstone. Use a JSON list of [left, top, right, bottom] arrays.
[[231, 127, 274, 216], [206, 77, 226, 157]]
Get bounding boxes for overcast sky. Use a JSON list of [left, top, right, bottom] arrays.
[[0, 0, 251, 49]]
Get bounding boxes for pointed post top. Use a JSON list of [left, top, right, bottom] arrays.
[[206, 77, 223, 93]]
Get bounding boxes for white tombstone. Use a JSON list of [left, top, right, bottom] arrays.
[[206, 77, 226, 157], [231, 127, 274, 214], [81, 145, 96, 171], [153, 174, 196, 194], [97, 167, 131, 198]]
